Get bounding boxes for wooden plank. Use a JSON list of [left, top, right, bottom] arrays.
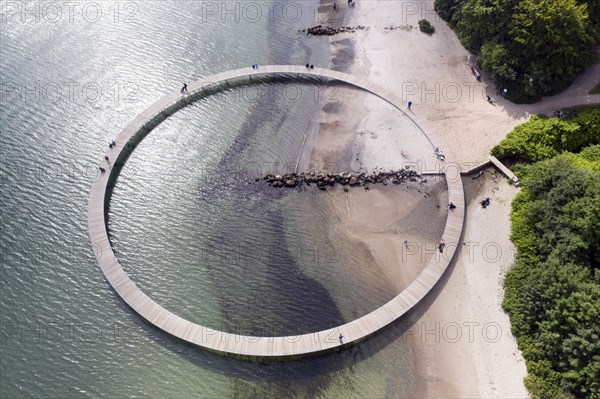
[[489, 155, 519, 183]]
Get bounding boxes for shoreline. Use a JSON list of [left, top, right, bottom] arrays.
[[306, 0, 532, 396]]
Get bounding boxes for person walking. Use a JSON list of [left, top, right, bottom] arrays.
[[180, 83, 188, 94], [407, 101, 413, 110]]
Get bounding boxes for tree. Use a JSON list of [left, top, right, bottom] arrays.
[[479, 42, 518, 81], [510, 0, 595, 97], [491, 108, 600, 161], [438, 0, 597, 102], [503, 152, 600, 398], [456, 0, 518, 50]]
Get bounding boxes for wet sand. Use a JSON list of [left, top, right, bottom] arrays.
[[304, 0, 534, 396]]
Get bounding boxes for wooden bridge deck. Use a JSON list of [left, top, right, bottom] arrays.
[[88, 65, 465, 358]]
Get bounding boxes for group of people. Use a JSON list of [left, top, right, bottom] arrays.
[[553, 109, 576, 119], [305, 64, 315, 69], [251, 64, 259, 69], [108, 140, 116, 149]]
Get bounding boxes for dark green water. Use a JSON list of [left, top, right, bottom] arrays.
[[1, 2, 420, 397]]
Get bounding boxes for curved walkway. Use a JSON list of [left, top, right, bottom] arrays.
[[88, 65, 465, 358]]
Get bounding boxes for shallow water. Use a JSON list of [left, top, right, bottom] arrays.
[[1, 2, 430, 397]]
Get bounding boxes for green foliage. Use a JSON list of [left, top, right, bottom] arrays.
[[456, 0, 518, 51], [491, 108, 600, 161], [509, 0, 595, 98], [585, 0, 600, 41], [435, 0, 597, 102], [479, 42, 517, 81], [577, 145, 600, 171], [434, 0, 466, 24], [418, 19, 435, 35], [503, 153, 600, 398]]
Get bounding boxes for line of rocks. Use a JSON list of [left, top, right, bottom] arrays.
[[383, 24, 414, 31], [257, 167, 424, 191], [300, 25, 368, 36]]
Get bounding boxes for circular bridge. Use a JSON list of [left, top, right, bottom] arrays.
[[88, 65, 465, 358]]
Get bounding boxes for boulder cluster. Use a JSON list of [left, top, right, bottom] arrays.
[[258, 167, 424, 191], [301, 25, 367, 36]]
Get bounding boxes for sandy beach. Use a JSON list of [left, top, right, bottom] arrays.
[[304, 0, 598, 396]]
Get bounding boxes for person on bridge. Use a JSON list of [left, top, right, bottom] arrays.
[[438, 238, 446, 253]]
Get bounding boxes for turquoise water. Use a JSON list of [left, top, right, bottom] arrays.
[[1, 2, 419, 397]]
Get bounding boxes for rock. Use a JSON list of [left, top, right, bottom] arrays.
[[349, 177, 358, 186], [285, 179, 297, 187], [392, 179, 401, 185]]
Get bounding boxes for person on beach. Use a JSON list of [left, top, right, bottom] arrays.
[[99, 167, 106, 173], [305, 63, 309, 68], [439, 238, 446, 253], [448, 202, 456, 210], [408, 101, 412, 110], [486, 95, 492, 103], [104, 156, 109, 162], [434, 147, 445, 161], [339, 334, 343, 343], [333, 2, 337, 11], [180, 83, 188, 94], [403, 239, 408, 248]]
